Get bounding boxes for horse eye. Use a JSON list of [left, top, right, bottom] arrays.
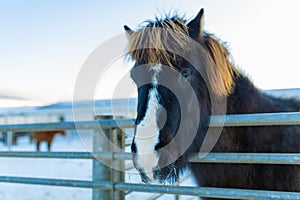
[[181, 69, 191, 79]]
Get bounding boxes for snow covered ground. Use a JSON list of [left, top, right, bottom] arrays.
[[0, 133, 198, 200], [0, 134, 93, 200]]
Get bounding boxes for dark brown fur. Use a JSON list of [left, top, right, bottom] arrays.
[[192, 73, 300, 198], [125, 9, 300, 199]]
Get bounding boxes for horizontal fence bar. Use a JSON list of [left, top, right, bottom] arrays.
[[188, 153, 300, 164], [0, 176, 299, 199], [2, 152, 300, 165], [211, 112, 300, 127], [0, 176, 112, 189], [0, 119, 135, 132], [0, 151, 131, 160], [0, 112, 299, 132], [115, 182, 300, 199], [0, 152, 95, 159]]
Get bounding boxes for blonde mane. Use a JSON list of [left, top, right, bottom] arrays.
[[127, 17, 191, 67], [201, 34, 237, 95], [126, 16, 237, 95]]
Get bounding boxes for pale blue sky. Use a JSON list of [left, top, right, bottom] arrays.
[[1, 0, 300, 104]]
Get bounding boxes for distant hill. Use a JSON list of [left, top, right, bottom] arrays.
[[265, 88, 300, 99], [0, 89, 299, 117]]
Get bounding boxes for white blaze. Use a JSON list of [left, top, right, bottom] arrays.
[[135, 65, 162, 180]]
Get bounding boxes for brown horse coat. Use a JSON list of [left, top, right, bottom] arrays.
[[32, 130, 66, 151]]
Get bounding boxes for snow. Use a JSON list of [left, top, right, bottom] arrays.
[[0, 133, 198, 200], [0, 134, 93, 200]]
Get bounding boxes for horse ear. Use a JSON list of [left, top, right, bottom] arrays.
[[124, 25, 134, 39], [187, 8, 204, 39]]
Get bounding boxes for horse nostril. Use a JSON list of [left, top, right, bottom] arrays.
[[131, 141, 137, 153], [154, 143, 163, 151]]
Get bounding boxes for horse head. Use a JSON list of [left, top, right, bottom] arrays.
[[124, 8, 235, 183]]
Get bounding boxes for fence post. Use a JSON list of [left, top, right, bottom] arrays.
[[93, 115, 113, 200], [7, 131, 13, 151], [93, 115, 125, 200], [112, 126, 125, 200]]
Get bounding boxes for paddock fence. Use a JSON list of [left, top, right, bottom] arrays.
[[0, 111, 300, 199]]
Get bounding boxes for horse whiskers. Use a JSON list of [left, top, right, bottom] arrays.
[[173, 166, 178, 182], [160, 164, 178, 185], [158, 149, 179, 183]]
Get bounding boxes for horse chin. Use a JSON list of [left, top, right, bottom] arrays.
[[137, 162, 179, 185], [152, 163, 179, 185]]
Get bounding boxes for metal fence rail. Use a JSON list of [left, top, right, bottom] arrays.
[[2, 152, 300, 165], [0, 176, 112, 189], [0, 176, 299, 199], [210, 112, 300, 127], [115, 183, 300, 200], [0, 112, 300, 199], [0, 112, 299, 132]]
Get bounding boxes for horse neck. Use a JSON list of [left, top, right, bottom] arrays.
[[226, 73, 268, 114], [57, 131, 65, 135]]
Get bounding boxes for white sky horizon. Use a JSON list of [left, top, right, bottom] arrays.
[[1, 0, 300, 107]]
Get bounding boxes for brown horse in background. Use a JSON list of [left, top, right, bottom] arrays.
[[32, 130, 66, 151]]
